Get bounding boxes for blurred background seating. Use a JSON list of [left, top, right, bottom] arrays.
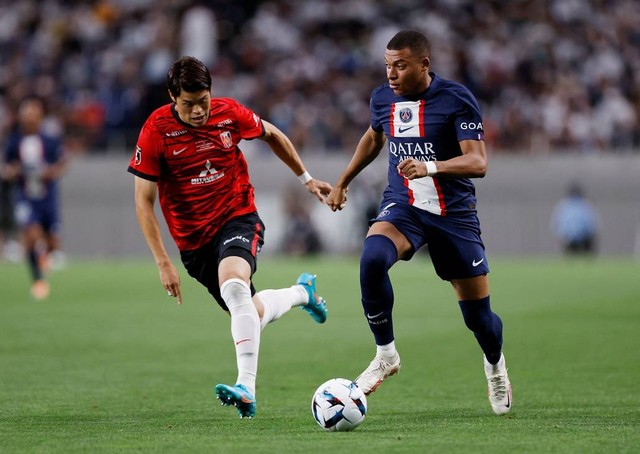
[[0, 0, 638, 156]]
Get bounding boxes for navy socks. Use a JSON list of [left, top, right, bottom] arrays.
[[360, 234, 504, 363], [360, 235, 398, 345], [458, 296, 503, 364], [27, 248, 42, 281]]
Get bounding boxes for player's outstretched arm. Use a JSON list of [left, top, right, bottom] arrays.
[[327, 127, 385, 212], [134, 177, 182, 304], [260, 120, 332, 203]]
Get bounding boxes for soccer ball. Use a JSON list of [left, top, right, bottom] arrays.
[[311, 378, 367, 431]]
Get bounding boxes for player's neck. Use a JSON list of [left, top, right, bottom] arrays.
[[425, 72, 432, 89], [407, 74, 432, 96]]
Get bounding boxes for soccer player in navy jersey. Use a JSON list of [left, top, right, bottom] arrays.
[[327, 30, 512, 415], [128, 56, 331, 419], [3, 96, 67, 300]]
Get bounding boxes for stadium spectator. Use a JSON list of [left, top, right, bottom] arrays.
[[550, 182, 600, 255], [2, 96, 67, 299], [327, 30, 512, 415], [0, 172, 17, 261], [128, 56, 331, 419], [280, 186, 323, 256]]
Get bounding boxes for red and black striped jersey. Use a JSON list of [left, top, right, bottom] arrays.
[[128, 97, 264, 251]]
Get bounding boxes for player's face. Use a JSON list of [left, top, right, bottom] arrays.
[[384, 48, 430, 96], [18, 99, 45, 133], [171, 89, 211, 127]]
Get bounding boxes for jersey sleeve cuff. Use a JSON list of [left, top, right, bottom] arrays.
[[459, 132, 485, 141], [127, 166, 158, 182], [248, 120, 267, 140]]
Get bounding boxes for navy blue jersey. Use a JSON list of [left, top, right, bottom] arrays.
[[4, 131, 63, 203], [370, 73, 484, 216]]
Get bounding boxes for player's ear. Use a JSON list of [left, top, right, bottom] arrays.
[[422, 57, 430, 70], [168, 90, 176, 103]]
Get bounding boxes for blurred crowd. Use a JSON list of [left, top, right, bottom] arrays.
[[1, 0, 639, 155]]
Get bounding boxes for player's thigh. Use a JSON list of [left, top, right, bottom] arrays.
[[217, 212, 265, 290], [367, 221, 413, 259], [22, 222, 44, 245], [217, 213, 264, 274], [180, 242, 227, 308], [451, 274, 490, 300], [426, 214, 489, 281], [218, 255, 252, 284], [42, 202, 60, 236]]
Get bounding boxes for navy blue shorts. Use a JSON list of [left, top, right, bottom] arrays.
[[371, 201, 489, 281], [180, 212, 265, 310], [14, 197, 60, 233]]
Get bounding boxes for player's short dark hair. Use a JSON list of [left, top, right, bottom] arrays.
[[166, 56, 212, 98], [19, 95, 46, 111], [387, 30, 431, 59]]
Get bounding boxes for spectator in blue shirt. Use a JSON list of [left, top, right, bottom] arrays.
[[551, 183, 599, 255]]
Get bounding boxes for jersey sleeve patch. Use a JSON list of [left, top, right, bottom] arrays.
[[130, 120, 162, 176]]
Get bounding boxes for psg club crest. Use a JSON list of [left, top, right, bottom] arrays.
[[399, 108, 412, 123]]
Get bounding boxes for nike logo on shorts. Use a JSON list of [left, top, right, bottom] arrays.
[[173, 147, 188, 155], [472, 258, 484, 267]]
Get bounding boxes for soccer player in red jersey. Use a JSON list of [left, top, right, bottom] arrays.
[[128, 56, 331, 418], [327, 31, 511, 415]]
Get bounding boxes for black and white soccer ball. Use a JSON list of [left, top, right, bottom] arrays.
[[311, 378, 368, 431]]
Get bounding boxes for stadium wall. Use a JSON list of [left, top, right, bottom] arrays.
[[59, 149, 640, 258]]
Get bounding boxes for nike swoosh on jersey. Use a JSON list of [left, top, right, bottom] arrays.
[[472, 258, 484, 267], [173, 147, 188, 155], [398, 126, 414, 133]]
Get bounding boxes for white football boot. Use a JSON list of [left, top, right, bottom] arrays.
[[484, 353, 512, 415], [354, 354, 401, 396]]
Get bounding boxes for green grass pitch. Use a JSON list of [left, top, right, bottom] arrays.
[[1, 256, 639, 453]]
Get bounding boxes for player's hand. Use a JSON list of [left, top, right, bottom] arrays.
[[397, 159, 427, 180], [305, 179, 333, 203], [2, 163, 21, 181], [327, 185, 349, 212], [41, 166, 58, 182], [158, 261, 182, 305]]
